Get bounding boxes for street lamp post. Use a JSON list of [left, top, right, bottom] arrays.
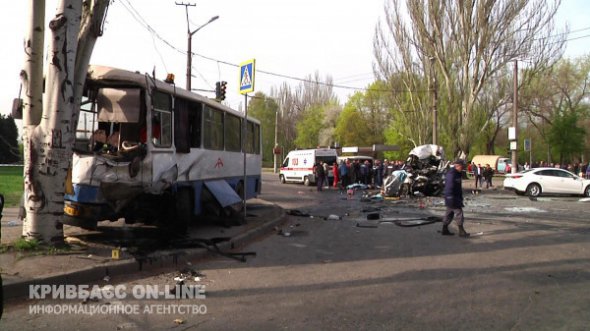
[[273, 108, 279, 173], [183, 12, 219, 90]]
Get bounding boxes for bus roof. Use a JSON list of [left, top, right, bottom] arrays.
[[87, 65, 259, 123]]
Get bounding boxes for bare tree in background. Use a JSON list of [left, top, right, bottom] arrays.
[[519, 56, 590, 162], [318, 103, 341, 147], [271, 83, 299, 154], [21, 0, 110, 244], [271, 72, 339, 150], [374, 0, 565, 157]]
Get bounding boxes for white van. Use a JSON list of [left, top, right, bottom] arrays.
[[280, 148, 338, 186]]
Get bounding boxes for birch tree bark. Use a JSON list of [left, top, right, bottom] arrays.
[[22, 0, 110, 244]]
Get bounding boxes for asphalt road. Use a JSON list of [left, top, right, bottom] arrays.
[[2, 172, 590, 330]]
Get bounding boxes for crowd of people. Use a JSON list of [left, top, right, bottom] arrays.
[[528, 161, 590, 179], [313, 158, 407, 192], [468, 161, 590, 180], [469, 163, 496, 190], [313, 157, 590, 193]]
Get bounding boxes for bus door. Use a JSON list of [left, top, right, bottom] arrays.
[[149, 91, 177, 191]]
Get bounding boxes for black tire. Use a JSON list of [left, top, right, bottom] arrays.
[[303, 176, 311, 186], [584, 185, 590, 197], [173, 188, 193, 233], [526, 183, 541, 197], [279, 175, 286, 184]]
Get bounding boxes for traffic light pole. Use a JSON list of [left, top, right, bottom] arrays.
[[242, 93, 248, 223]]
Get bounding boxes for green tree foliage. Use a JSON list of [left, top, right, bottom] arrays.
[[334, 94, 371, 147], [247, 92, 279, 163], [334, 82, 391, 148], [547, 110, 586, 164], [294, 104, 325, 148], [271, 72, 339, 152], [520, 55, 590, 162], [0, 115, 21, 163]]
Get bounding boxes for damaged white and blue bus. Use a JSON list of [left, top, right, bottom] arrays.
[[63, 65, 261, 231]]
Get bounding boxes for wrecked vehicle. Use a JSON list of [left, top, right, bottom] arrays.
[[383, 144, 448, 197], [61, 66, 262, 231]]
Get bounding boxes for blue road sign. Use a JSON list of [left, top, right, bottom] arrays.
[[239, 59, 255, 94]]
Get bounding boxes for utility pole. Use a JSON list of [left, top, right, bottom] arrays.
[[176, 2, 218, 91], [176, 2, 196, 90], [512, 60, 518, 174], [273, 108, 279, 173]]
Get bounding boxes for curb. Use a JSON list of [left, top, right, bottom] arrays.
[[3, 203, 287, 300]]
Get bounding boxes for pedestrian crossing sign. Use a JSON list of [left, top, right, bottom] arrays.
[[239, 59, 255, 95]]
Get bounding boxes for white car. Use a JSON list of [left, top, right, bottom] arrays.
[[503, 167, 590, 197]]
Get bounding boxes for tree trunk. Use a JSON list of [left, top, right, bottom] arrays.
[[22, 0, 109, 244]]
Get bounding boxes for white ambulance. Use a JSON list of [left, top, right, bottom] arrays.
[[279, 148, 338, 186]]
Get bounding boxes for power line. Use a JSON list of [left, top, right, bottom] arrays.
[[118, 0, 373, 92], [119, 1, 590, 95]]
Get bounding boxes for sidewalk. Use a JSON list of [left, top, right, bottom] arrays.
[[0, 199, 286, 300]]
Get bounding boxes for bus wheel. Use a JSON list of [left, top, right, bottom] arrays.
[[303, 176, 311, 186], [279, 175, 286, 184], [174, 188, 193, 233]]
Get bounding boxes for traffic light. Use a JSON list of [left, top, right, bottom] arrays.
[[220, 81, 227, 101], [215, 81, 221, 100]]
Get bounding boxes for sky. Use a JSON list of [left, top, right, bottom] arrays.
[[1, 0, 589, 120]]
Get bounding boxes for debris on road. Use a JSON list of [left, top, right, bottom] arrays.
[[366, 213, 380, 220], [286, 209, 311, 217], [278, 230, 292, 237], [347, 183, 368, 191], [116, 322, 137, 330], [172, 237, 257, 262], [356, 216, 443, 228], [504, 207, 547, 213]]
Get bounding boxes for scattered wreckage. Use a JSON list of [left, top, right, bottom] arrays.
[[383, 144, 449, 198]]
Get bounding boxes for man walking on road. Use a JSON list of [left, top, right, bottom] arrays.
[[442, 160, 470, 237]]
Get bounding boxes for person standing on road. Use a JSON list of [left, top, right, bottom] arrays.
[[314, 162, 326, 192], [332, 162, 339, 189], [338, 160, 348, 191], [322, 161, 329, 189], [473, 163, 482, 190], [442, 160, 470, 237], [483, 164, 494, 188]]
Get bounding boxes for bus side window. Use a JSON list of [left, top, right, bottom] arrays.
[[203, 105, 223, 150], [152, 91, 172, 147], [245, 121, 261, 154], [225, 113, 242, 152], [189, 102, 202, 148], [174, 98, 190, 153]]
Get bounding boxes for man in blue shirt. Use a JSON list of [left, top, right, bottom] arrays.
[[442, 160, 470, 237]]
